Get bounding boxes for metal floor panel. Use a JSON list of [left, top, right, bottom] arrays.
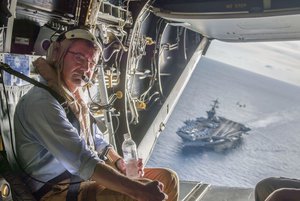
[[180, 181, 254, 201], [180, 181, 206, 200]]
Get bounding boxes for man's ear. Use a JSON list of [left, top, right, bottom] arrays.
[[46, 41, 60, 63]]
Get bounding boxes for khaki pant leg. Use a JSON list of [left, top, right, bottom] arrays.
[[255, 177, 300, 201], [143, 167, 179, 201], [40, 168, 179, 201], [79, 181, 136, 201], [41, 180, 135, 201], [40, 182, 69, 201]]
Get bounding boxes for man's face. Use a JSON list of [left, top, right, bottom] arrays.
[[62, 40, 100, 92]]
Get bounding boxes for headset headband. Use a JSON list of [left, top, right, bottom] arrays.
[[56, 28, 101, 49]]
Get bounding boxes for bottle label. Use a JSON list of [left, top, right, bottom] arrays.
[[125, 159, 139, 178]]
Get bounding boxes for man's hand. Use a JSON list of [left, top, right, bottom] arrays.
[[116, 158, 144, 177], [137, 158, 144, 177], [135, 181, 168, 201], [115, 158, 126, 174]]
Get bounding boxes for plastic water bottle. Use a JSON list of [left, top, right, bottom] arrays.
[[122, 133, 139, 178]]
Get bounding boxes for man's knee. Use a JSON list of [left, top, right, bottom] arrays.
[[160, 168, 179, 185]]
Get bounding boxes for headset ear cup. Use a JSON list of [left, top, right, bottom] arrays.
[[46, 41, 60, 63]]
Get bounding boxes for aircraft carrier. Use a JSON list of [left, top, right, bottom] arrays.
[[177, 99, 251, 150]]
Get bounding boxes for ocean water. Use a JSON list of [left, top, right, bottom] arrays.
[[146, 56, 300, 188]]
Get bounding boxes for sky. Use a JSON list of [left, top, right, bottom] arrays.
[[205, 40, 300, 87]]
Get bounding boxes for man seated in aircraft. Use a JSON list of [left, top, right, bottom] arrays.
[[13, 28, 179, 201], [255, 177, 300, 201]]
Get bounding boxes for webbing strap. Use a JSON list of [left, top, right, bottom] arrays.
[[32, 171, 71, 200], [32, 80, 82, 201], [0, 62, 65, 104], [66, 176, 82, 201]]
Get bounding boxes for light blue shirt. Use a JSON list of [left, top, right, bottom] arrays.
[[13, 85, 109, 192]]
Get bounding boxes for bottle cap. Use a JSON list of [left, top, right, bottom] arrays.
[[124, 133, 130, 140]]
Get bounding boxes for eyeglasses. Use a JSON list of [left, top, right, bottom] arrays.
[[67, 51, 97, 69]]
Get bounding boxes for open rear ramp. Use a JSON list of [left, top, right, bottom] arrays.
[[180, 181, 254, 201]]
